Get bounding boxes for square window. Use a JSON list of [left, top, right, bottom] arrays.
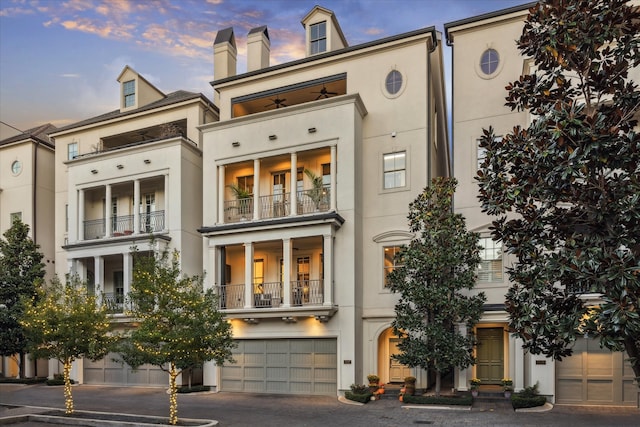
[[10, 212, 22, 224], [383, 151, 406, 189], [67, 142, 78, 160], [478, 237, 503, 282]]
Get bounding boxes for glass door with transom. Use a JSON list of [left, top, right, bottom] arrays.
[[272, 172, 287, 217]]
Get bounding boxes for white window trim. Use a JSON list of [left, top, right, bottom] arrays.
[[381, 68, 407, 99], [380, 147, 410, 194], [474, 46, 505, 80]]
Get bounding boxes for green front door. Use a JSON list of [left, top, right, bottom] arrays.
[[476, 328, 503, 384]]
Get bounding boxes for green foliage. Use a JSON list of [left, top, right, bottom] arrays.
[[0, 219, 45, 377], [518, 382, 540, 398], [345, 386, 373, 403], [20, 275, 113, 364], [511, 395, 547, 409], [402, 394, 473, 406], [389, 178, 486, 395], [176, 385, 210, 393], [227, 182, 252, 199], [476, 0, 640, 381], [304, 168, 325, 207], [349, 383, 370, 394]]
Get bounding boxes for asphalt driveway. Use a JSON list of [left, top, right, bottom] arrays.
[[1, 383, 638, 426]]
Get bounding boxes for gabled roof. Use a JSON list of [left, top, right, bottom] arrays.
[[50, 90, 217, 135], [0, 123, 56, 148]]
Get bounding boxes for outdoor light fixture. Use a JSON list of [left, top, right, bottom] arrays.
[[308, 127, 317, 133], [91, 169, 98, 174], [116, 164, 124, 169], [144, 159, 151, 164], [232, 141, 240, 147], [282, 316, 297, 323], [315, 315, 329, 323], [269, 134, 277, 140], [243, 318, 259, 324]]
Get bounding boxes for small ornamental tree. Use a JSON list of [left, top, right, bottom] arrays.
[[20, 275, 113, 414], [389, 178, 486, 396], [477, 0, 640, 382], [118, 248, 234, 425], [0, 219, 45, 379]]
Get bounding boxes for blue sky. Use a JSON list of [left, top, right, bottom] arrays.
[[0, 0, 528, 139]]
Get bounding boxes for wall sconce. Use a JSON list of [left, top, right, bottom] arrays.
[[268, 134, 277, 141], [116, 164, 124, 169], [91, 169, 98, 174], [232, 141, 240, 147], [315, 315, 329, 323], [243, 318, 259, 324], [144, 159, 151, 164], [282, 316, 297, 323], [308, 127, 317, 133]]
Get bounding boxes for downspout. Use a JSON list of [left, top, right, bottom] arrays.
[[32, 139, 38, 243], [426, 30, 438, 186], [445, 32, 455, 209]]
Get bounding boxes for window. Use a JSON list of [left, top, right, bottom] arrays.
[[10, 212, 22, 224], [480, 49, 499, 75], [477, 141, 487, 169], [237, 175, 254, 195], [67, 142, 78, 160], [478, 237, 503, 282], [123, 80, 135, 107], [383, 151, 406, 189], [65, 204, 69, 232], [322, 163, 331, 188], [11, 160, 22, 175], [310, 21, 326, 54], [253, 259, 264, 293], [385, 70, 403, 95], [384, 246, 402, 287]]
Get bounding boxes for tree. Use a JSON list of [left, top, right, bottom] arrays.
[[389, 177, 486, 396], [20, 275, 113, 414], [117, 248, 235, 425], [477, 0, 640, 382], [0, 219, 45, 378]]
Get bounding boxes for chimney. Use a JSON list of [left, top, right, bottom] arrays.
[[213, 27, 237, 81], [247, 26, 270, 72]]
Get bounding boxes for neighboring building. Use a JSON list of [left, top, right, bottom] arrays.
[[0, 123, 56, 379], [199, 6, 449, 395], [49, 66, 218, 385], [445, 2, 638, 406]]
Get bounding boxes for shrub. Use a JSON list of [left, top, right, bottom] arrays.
[[367, 374, 380, 384], [350, 383, 369, 394], [0, 377, 47, 384], [511, 395, 547, 409], [177, 385, 210, 393], [345, 390, 373, 403], [46, 374, 75, 386], [402, 394, 473, 406]]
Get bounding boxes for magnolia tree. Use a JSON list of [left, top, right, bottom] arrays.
[[21, 275, 113, 414], [0, 219, 45, 379], [477, 0, 640, 381], [117, 248, 234, 425], [389, 178, 486, 396]]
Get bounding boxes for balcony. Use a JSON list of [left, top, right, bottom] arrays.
[[83, 211, 165, 240], [218, 279, 324, 310], [224, 189, 331, 223]]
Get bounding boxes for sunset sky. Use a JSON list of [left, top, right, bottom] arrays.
[[0, 0, 527, 139]]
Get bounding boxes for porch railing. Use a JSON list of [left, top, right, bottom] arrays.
[[259, 194, 290, 219], [84, 218, 105, 240], [224, 188, 331, 223], [83, 211, 164, 240], [140, 210, 165, 233], [217, 280, 323, 309], [103, 292, 124, 313], [112, 214, 134, 235], [297, 187, 330, 214], [224, 198, 254, 222]]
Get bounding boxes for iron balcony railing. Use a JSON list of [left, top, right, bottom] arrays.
[[217, 280, 323, 309], [224, 188, 331, 223], [82, 210, 165, 240], [103, 292, 124, 314], [140, 210, 165, 233], [224, 198, 254, 222]]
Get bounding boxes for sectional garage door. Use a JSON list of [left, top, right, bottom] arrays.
[[221, 339, 337, 395], [84, 352, 167, 386], [555, 338, 636, 406]]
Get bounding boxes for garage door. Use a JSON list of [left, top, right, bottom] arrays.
[[221, 339, 337, 395], [556, 338, 636, 406], [84, 352, 167, 386]]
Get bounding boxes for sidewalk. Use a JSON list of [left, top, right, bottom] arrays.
[[1, 383, 638, 426]]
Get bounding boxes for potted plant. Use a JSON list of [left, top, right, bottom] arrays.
[[404, 376, 416, 396], [227, 183, 252, 219], [304, 168, 325, 210], [501, 378, 513, 398], [470, 378, 481, 397], [367, 374, 380, 391]]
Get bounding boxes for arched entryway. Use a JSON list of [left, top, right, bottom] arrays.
[[376, 328, 412, 384]]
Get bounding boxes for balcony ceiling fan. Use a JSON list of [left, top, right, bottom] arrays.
[[265, 97, 287, 109], [312, 85, 338, 100]]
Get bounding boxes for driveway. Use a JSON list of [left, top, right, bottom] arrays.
[[1, 384, 638, 426]]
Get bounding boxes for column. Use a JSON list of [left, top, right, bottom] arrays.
[[323, 233, 334, 306], [514, 336, 525, 392], [78, 189, 85, 241], [94, 256, 104, 305], [253, 159, 260, 220], [330, 145, 337, 211], [133, 179, 140, 234], [290, 152, 297, 216], [282, 238, 292, 307], [105, 184, 112, 237], [218, 165, 225, 224], [164, 174, 169, 231], [243, 242, 254, 308], [123, 252, 133, 311], [456, 323, 470, 391]]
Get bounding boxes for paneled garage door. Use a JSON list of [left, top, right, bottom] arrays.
[[84, 352, 167, 386], [221, 339, 337, 395], [556, 338, 636, 406]]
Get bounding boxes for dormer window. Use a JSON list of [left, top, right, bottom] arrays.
[[123, 80, 135, 108], [310, 21, 327, 54]]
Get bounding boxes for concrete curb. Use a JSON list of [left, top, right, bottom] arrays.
[[337, 396, 364, 406], [402, 405, 472, 411], [516, 402, 554, 413]]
